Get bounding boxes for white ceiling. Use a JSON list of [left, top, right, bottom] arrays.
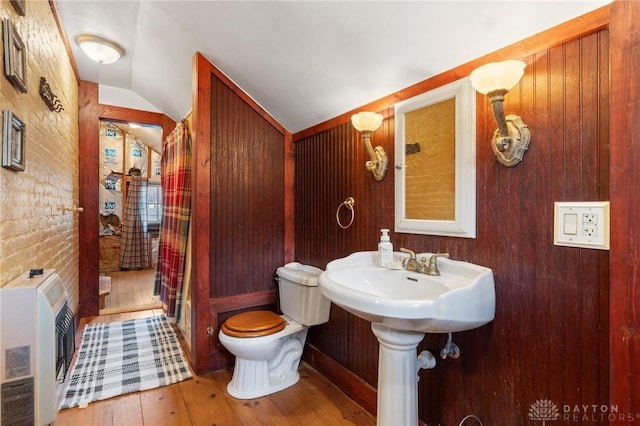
[[55, 1, 610, 135]]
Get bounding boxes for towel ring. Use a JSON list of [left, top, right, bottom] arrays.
[[336, 197, 355, 229]]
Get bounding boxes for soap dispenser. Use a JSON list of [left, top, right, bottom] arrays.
[[378, 229, 393, 267]]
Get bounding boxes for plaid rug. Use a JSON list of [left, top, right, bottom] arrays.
[[59, 315, 192, 409]]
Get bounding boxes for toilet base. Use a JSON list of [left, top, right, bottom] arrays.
[[227, 360, 301, 399], [226, 328, 308, 399]]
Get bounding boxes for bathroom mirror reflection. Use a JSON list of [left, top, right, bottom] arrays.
[[394, 77, 476, 238]]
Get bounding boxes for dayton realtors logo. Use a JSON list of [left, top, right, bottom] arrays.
[[528, 399, 560, 424], [528, 399, 639, 423]]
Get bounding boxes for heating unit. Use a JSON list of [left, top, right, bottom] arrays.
[[0, 269, 74, 425]]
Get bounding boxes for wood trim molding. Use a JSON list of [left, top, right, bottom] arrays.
[[98, 105, 169, 128], [209, 289, 278, 314], [191, 52, 213, 374], [608, 0, 640, 416], [78, 81, 100, 318], [292, 5, 610, 141]]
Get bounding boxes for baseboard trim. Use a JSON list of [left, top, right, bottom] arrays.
[[303, 344, 377, 417], [304, 344, 429, 426]]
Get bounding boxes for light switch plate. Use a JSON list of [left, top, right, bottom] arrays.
[[554, 201, 610, 250]]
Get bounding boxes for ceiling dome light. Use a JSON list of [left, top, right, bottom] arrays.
[[75, 34, 125, 64]]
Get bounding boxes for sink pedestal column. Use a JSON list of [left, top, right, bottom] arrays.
[[371, 323, 429, 426]]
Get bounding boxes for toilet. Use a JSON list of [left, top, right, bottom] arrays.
[[218, 262, 331, 399]]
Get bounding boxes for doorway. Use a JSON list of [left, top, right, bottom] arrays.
[[97, 119, 164, 314], [78, 81, 176, 319]]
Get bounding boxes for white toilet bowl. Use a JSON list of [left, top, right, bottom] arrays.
[[218, 262, 331, 399], [218, 315, 308, 399]]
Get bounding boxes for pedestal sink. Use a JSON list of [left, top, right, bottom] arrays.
[[318, 251, 495, 426]]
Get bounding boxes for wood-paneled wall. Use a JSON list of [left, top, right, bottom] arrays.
[[296, 26, 610, 426], [191, 53, 291, 373], [208, 79, 285, 298]]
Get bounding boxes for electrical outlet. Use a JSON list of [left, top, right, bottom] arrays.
[[554, 201, 610, 250], [583, 223, 597, 237]]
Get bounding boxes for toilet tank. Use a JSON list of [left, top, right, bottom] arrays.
[[276, 262, 331, 326]]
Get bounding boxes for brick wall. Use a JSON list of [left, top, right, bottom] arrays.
[[404, 98, 455, 219], [0, 1, 79, 311]]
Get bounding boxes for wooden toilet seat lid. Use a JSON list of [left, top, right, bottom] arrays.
[[221, 310, 286, 338]]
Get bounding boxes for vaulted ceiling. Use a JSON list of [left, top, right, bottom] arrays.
[[55, 1, 610, 134]]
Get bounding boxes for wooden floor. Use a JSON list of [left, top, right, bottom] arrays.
[[56, 310, 375, 426], [100, 269, 161, 314]]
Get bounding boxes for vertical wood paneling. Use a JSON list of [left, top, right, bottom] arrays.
[[284, 131, 295, 263], [209, 76, 285, 298], [296, 30, 610, 424], [530, 49, 552, 407]]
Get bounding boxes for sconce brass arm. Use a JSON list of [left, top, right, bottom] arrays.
[[486, 90, 531, 167], [487, 89, 511, 152], [362, 130, 388, 181]]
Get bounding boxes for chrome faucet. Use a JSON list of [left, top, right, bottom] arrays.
[[400, 248, 449, 276]]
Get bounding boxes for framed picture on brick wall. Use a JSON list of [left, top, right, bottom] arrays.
[[2, 110, 26, 171], [3, 18, 27, 93]]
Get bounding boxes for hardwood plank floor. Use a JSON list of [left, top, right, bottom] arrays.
[[56, 310, 375, 426], [100, 269, 161, 315]]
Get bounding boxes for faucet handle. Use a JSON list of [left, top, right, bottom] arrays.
[[400, 247, 416, 258], [427, 253, 450, 275], [400, 248, 416, 268], [429, 252, 450, 265], [430, 252, 449, 261]]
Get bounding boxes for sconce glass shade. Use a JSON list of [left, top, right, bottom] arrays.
[[351, 111, 387, 181], [75, 34, 125, 64], [470, 60, 526, 95], [351, 112, 383, 132]]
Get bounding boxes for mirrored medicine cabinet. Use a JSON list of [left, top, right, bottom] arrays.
[[394, 77, 476, 238]]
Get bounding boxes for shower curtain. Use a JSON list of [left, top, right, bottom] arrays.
[[119, 177, 150, 269], [153, 119, 191, 319]]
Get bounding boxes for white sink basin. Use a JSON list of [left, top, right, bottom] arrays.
[[319, 251, 495, 333]]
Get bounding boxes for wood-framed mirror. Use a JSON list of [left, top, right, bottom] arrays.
[[394, 77, 476, 238]]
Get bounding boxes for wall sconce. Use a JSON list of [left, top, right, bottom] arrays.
[[351, 112, 387, 181], [75, 34, 125, 64], [470, 59, 530, 167]]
